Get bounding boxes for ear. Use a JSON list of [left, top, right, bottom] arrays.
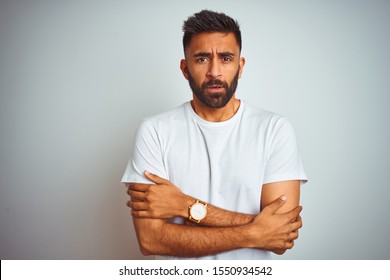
[[238, 57, 246, 79], [180, 59, 189, 80]]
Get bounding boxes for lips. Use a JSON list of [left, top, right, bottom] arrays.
[[202, 79, 227, 93], [207, 85, 224, 92]]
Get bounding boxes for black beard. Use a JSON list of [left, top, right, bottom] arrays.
[[187, 69, 240, 109]]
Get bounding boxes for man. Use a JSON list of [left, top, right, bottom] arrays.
[[122, 10, 307, 260]]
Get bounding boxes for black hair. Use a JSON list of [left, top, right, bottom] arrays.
[[182, 10, 242, 53]]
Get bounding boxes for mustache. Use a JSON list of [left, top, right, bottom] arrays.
[[203, 79, 227, 87]]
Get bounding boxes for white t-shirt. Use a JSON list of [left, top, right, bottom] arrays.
[[122, 100, 307, 260]]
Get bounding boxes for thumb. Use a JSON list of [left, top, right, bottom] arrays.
[[264, 195, 287, 214], [144, 170, 169, 185]]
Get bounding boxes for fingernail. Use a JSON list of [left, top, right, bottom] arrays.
[[280, 195, 287, 201], [144, 170, 150, 175]]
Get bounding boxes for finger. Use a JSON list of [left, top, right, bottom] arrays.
[[285, 240, 294, 249], [127, 201, 148, 211], [285, 205, 302, 222], [144, 171, 170, 185], [291, 214, 302, 224], [288, 230, 299, 241], [297, 215, 303, 227], [128, 183, 149, 192], [128, 190, 147, 201], [131, 210, 150, 218], [289, 217, 303, 232], [263, 196, 287, 214]]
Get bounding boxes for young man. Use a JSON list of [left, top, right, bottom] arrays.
[[122, 10, 307, 260]]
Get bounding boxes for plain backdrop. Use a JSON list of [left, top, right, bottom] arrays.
[[1, 0, 389, 259]]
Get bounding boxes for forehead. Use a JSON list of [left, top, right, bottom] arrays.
[[186, 32, 239, 55]]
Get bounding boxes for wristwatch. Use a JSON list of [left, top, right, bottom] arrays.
[[188, 200, 208, 223]]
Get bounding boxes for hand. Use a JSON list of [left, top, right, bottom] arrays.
[[247, 196, 302, 253], [271, 214, 302, 255], [127, 171, 192, 219]]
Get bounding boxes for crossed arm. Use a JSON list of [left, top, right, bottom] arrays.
[[126, 171, 302, 257]]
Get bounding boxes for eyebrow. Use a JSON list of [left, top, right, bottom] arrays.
[[193, 51, 235, 58], [193, 52, 211, 58]]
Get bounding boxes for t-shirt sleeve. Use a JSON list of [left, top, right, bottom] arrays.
[[263, 117, 308, 185], [121, 119, 167, 184]]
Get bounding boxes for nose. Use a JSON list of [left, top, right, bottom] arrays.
[[206, 59, 222, 79]]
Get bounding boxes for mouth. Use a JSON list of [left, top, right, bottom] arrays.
[[206, 84, 224, 92], [202, 79, 226, 93], [208, 85, 223, 89]]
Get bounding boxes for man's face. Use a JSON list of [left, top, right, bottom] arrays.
[[180, 32, 245, 109]]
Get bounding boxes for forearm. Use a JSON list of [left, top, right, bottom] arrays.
[[203, 205, 255, 226], [181, 195, 255, 227], [128, 177, 303, 257], [132, 195, 303, 257], [128, 175, 255, 227], [134, 217, 253, 257]]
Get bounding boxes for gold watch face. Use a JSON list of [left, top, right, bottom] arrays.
[[190, 203, 207, 220]]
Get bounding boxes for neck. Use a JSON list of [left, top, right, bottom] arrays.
[[191, 95, 240, 122]]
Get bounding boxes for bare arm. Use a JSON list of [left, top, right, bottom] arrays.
[[131, 195, 302, 257], [261, 180, 301, 254], [133, 216, 250, 257], [126, 173, 302, 257], [128, 171, 254, 227], [200, 203, 254, 226]]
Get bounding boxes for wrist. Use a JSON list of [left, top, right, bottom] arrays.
[[241, 223, 264, 249], [180, 194, 195, 218]]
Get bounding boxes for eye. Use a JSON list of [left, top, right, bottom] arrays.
[[222, 56, 233, 62], [196, 57, 208, 63]]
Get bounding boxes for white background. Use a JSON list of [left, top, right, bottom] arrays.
[[1, 0, 389, 259]]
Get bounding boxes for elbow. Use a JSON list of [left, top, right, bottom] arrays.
[[137, 234, 151, 256], [139, 245, 152, 256], [133, 219, 166, 256], [137, 233, 157, 256], [136, 224, 165, 256]]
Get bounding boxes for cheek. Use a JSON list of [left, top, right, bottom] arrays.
[[223, 64, 240, 74], [189, 70, 207, 84], [190, 66, 207, 77]]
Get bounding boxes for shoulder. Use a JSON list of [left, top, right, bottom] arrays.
[[135, 103, 189, 138], [240, 102, 298, 147], [139, 103, 188, 127], [241, 101, 292, 130]]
